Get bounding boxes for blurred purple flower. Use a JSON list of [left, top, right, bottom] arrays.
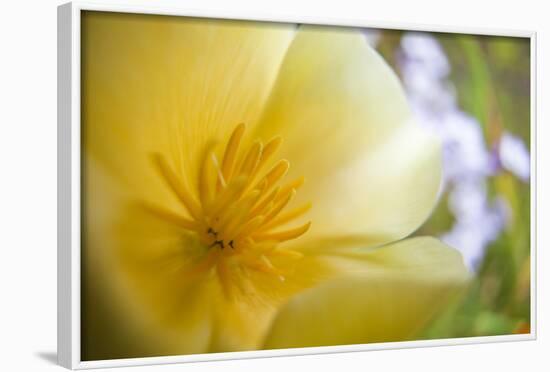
[[401, 33, 450, 79], [439, 111, 494, 183], [499, 132, 531, 182], [397, 32, 513, 271], [442, 180, 509, 270]]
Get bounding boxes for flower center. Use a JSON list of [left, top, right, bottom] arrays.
[[149, 124, 311, 293], [196, 123, 311, 251]]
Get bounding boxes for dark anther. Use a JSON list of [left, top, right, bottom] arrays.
[[228, 240, 235, 249], [210, 240, 225, 249], [207, 228, 218, 237]]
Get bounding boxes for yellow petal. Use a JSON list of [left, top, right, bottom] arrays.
[[263, 237, 470, 349], [252, 26, 440, 245], [82, 159, 213, 360], [304, 123, 442, 244], [82, 11, 295, 208], [83, 158, 336, 358]]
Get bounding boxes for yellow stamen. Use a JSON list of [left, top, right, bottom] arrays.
[[141, 202, 198, 231], [185, 249, 219, 281], [238, 140, 263, 177], [199, 146, 216, 208], [207, 178, 246, 219], [220, 190, 262, 239], [260, 202, 312, 231], [152, 124, 311, 297], [260, 136, 283, 165], [210, 152, 227, 189], [261, 189, 296, 226], [276, 176, 305, 202], [221, 123, 245, 182], [151, 153, 202, 220], [249, 186, 280, 218], [250, 136, 282, 179], [253, 222, 312, 243], [253, 255, 285, 282], [258, 159, 290, 192], [271, 248, 304, 259], [233, 216, 265, 243]]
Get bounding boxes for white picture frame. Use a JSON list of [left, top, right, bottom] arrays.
[[57, 1, 537, 369]]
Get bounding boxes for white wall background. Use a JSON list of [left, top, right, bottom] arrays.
[[0, 0, 547, 370]]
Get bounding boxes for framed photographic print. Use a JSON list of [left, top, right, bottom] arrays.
[[57, 1, 536, 369]]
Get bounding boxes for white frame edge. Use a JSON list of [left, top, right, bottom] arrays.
[[58, 2, 77, 369], [57, 1, 537, 370]]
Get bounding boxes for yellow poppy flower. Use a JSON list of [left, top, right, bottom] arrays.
[[81, 11, 470, 360]]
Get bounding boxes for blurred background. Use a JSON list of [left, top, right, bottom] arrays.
[[365, 29, 531, 338]]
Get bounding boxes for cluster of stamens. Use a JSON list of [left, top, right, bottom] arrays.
[[148, 123, 311, 289]]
